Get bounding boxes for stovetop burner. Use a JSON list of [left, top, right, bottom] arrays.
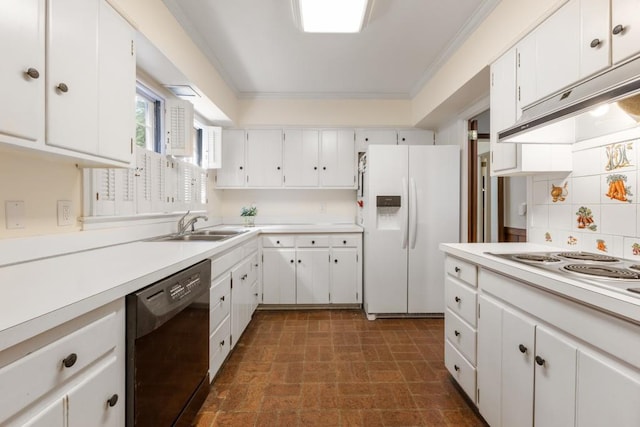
[[563, 264, 640, 280], [557, 252, 620, 262], [513, 254, 561, 263]]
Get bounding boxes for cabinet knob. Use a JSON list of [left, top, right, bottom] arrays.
[[62, 353, 77, 368], [402, 137, 406, 141], [454, 296, 461, 303], [519, 344, 527, 354], [107, 394, 118, 408], [254, 292, 259, 296], [454, 266, 461, 273], [255, 263, 259, 267], [56, 83, 69, 93], [454, 364, 460, 372], [298, 259, 302, 263], [590, 38, 601, 48], [220, 339, 225, 347], [535, 355, 545, 366], [613, 24, 625, 35], [334, 259, 338, 263], [454, 330, 460, 337], [220, 295, 225, 302], [343, 240, 347, 244], [25, 68, 40, 79], [314, 166, 318, 170], [323, 166, 327, 170], [290, 259, 294, 263], [277, 166, 281, 170], [276, 240, 280, 244], [365, 137, 369, 141], [239, 166, 243, 170], [311, 240, 315, 244]]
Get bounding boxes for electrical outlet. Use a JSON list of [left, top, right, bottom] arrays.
[[57, 200, 73, 226], [5, 201, 25, 229]]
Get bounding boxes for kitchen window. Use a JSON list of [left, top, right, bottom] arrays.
[[135, 84, 162, 153]]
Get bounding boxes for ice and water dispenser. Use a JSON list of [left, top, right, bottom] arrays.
[[376, 195, 402, 230]]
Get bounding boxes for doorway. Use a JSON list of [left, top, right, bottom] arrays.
[[467, 111, 493, 243]]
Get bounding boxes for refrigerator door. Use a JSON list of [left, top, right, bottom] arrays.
[[363, 145, 409, 314], [407, 145, 460, 313]]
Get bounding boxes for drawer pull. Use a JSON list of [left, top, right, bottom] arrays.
[[334, 259, 339, 263], [454, 296, 461, 303], [535, 356, 545, 366], [220, 295, 225, 302], [276, 240, 280, 244], [107, 394, 118, 408], [220, 340, 225, 347], [454, 364, 460, 372], [454, 330, 460, 337], [56, 82, 69, 93], [343, 240, 347, 244], [613, 24, 625, 35], [519, 344, 527, 354], [254, 264, 259, 267], [290, 259, 294, 263], [25, 67, 40, 79], [298, 260, 302, 263], [590, 38, 601, 48], [454, 266, 461, 273], [254, 293, 259, 296], [311, 240, 315, 244], [62, 353, 77, 368]]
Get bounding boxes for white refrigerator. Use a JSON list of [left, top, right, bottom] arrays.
[[362, 144, 460, 318]]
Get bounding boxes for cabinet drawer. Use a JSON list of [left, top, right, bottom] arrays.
[[296, 235, 329, 247], [0, 310, 121, 422], [445, 276, 477, 327], [329, 234, 360, 247], [210, 273, 231, 332], [445, 340, 476, 403], [445, 308, 477, 365], [251, 281, 260, 310], [242, 238, 259, 257], [445, 256, 477, 287], [262, 235, 295, 248], [211, 246, 243, 279], [209, 317, 231, 380]]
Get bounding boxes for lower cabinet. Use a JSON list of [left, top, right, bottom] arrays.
[[0, 300, 125, 426], [475, 269, 640, 427], [261, 233, 362, 305]]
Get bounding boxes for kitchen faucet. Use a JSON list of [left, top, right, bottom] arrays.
[[177, 211, 209, 235]]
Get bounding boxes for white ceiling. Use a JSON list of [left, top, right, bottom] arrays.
[[162, 0, 498, 99]]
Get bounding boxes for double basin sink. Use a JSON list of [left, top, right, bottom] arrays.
[[150, 229, 249, 242]]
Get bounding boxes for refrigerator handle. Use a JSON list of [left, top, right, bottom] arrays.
[[409, 177, 418, 249], [401, 177, 408, 249]]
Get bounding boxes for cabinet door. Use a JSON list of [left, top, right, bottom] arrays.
[[216, 129, 245, 187], [164, 99, 194, 157], [134, 148, 153, 214], [97, 0, 135, 163], [535, 0, 580, 100], [330, 248, 358, 303], [231, 259, 251, 344], [67, 356, 123, 427], [0, 0, 44, 145], [576, 350, 640, 427], [579, 0, 610, 79], [611, 0, 640, 64], [516, 33, 537, 114], [283, 129, 319, 187], [296, 249, 330, 304], [501, 308, 535, 427], [262, 249, 296, 304], [356, 129, 397, 148], [320, 130, 356, 187], [534, 326, 577, 427], [397, 129, 433, 145], [23, 398, 64, 427], [476, 294, 503, 426], [46, 0, 99, 154], [246, 130, 283, 187], [490, 49, 517, 173]]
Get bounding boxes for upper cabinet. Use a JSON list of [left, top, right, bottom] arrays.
[[611, 0, 640, 64], [355, 129, 434, 152], [0, 0, 135, 166], [216, 128, 356, 189], [490, 48, 573, 176], [579, 0, 611, 79]]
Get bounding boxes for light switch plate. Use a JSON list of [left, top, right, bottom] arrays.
[[5, 201, 25, 229], [57, 200, 73, 226]]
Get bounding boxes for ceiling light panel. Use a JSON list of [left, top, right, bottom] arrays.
[[299, 0, 369, 33]]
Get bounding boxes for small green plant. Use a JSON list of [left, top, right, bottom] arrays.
[[241, 205, 257, 216]]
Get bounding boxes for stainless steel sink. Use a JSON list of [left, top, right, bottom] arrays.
[[148, 229, 248, 242]]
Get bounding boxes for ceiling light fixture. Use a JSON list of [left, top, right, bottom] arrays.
[[294, 0, 371, 33]]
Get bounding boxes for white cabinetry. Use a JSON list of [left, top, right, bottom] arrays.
[[611, 0, 640, 64], [473, 267, 640, 427], [0, 300, 125, 426], [261, 233, 362, 305], [217, 129, 246, 187], [320, 130, 356, 188], [355, 129, 434, 151], [0, 0, 45, 147], [246, 130, 283, 187], [490, 48, 572, 176], [443, 256, 478, 403], [209, 273, 231, 381], [579, 0, 611, 79], [283, 129, 320, 187]]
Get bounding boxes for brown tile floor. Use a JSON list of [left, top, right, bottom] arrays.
[[195, 310, 487, 427]]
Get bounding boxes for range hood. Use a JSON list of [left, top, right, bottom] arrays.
[[499, 56, 640, 144]]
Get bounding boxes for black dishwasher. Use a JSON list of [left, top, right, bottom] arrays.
[[126, 259, 211, 426]]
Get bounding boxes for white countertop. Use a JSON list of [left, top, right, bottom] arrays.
[[0, 224, 362, 352], [440, 242, 640, 324]]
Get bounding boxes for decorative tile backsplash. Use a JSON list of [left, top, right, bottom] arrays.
[[529, 131, 640, 259]]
